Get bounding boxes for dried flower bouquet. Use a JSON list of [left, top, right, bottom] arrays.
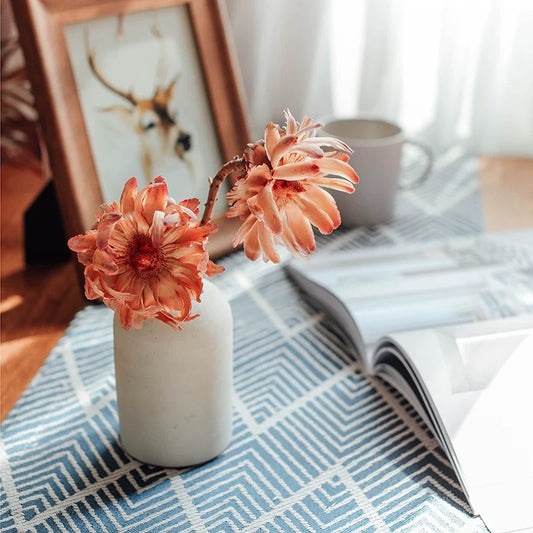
[[68, 110, 359, 330]]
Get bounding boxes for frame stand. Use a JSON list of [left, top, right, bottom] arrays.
[[24, 180, 71, 265]]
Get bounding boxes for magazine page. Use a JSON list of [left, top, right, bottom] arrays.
[[285, 261, 369, 368], [373, 316, 533, 533], [286, 230, 533, 369]]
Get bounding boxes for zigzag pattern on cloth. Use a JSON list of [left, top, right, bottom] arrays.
[[1, 151, 489, 532]]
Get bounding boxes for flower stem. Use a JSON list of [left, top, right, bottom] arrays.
[[201, 157, 247, 226]]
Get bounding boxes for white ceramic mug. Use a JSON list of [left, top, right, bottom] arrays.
[[321, 118, 433, 226]]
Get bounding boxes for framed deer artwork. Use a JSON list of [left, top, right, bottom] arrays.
[[12, 0, 250, 259]]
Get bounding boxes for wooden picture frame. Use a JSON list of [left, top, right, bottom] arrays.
[[12, 0, 250, 259]]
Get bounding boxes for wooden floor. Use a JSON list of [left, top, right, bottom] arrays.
[[1, 164, 85, 421], [478, 157, 533, 232], [1, 157, 533, 421]]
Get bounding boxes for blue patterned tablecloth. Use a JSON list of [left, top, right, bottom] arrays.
[[1, 150, 489, 532]]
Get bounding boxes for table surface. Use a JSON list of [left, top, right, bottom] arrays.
[[1, 155, 533, 421], [0, 151, 533, 532]]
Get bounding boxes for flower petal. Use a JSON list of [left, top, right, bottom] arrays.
[[256, 183, 283, 235], [120, 177, 137, 213], [269, 134, 298, 167], [206, 260, 225, 277], [284, 108, 298, 134], [164, 212, 181, 226], [317, 158, 359, 183], [149, 271, 178, 309], [114, 302, 134, 330], [325, 151, 350, 162], [247, 195, 264, 221], [306, 136, 353, 153], [285, 204, 316, 255], [101, 280, 137, 302], [96, 212, 121, 249], [78, 251, 95, 265], [84, 266, 104, 299], [179, 198, 200, 216], [311, 176, 356, 193], [243, 224, 260, 261], [299, 115, 314, 131], [272, 161, 320, 180], [141, 178, 168, 224], [296, 121, 321, 141], [130, 310, 148, 329], [264, 122, 281, 162], [150, 210, 165, 248], [248, 165, 272, 189], [291, 142, 325, 158], [244, 141, 269, 167], [257, 223, 280, 263], [68, 233, 96, 253], [296, 186, 341, 233], [156, 311, 185, 330], [92, 248, 118, 275], [232, 214, 256, 246], [280, 217, 307, 260]]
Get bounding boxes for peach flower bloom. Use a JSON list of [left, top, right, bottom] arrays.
[[68, 177, 223, 330], [226, 109, 359, 262]]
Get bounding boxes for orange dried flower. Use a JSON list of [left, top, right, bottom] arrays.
[[226, 109, 358, 262], [68, 176, 223, 330]]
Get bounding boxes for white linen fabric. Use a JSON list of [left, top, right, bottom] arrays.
[[225, 0, 533, 156]]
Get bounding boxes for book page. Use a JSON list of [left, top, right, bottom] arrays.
[[376, 317, 533, 533], [288, 231, 533, 349]]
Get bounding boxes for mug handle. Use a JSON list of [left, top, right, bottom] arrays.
[[398, 139, 433, 190]]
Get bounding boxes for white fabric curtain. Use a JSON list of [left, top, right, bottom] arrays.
[[225, 0, 533, 157]]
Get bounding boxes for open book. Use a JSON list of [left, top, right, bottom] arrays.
[[285, 230, 533, 533]]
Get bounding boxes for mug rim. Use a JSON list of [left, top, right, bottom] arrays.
[[320, 116, 404, 146]]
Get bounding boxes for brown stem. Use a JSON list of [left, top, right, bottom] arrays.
[[201, 157, 247, 226]]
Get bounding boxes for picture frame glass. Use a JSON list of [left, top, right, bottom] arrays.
[[64, 5, 223, 210]]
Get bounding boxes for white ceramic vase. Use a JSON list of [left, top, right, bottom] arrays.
[[113, 280, 233, 467]]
